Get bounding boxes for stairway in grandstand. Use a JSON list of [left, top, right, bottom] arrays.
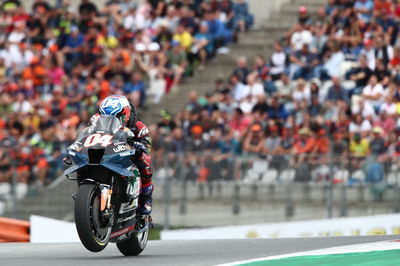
[[141, 0, 322, 123], [2, 0, 323, 221]]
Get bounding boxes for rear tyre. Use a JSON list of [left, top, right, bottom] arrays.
[[116, 223, 149, 256], [75, 183, 111, 252]]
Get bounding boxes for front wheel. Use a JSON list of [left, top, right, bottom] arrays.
[[74, 183, 111, 252], [116, 220, 149, 256]]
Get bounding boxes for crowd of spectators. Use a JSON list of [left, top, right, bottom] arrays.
[[0, 0, 254, 198], [151, 0, 400, 185]]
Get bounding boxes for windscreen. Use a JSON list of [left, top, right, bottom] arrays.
[[90, 115, 122, 134]]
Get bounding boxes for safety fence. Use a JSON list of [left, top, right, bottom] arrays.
[[0, 152, 399, 229]]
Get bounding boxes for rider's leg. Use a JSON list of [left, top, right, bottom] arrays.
[[133, 153, 153, 215]]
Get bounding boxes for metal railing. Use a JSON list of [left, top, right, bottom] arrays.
[[153, 151, 400, 228], [1, 151, 399, 228]]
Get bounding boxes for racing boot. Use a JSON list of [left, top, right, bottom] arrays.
[[138, 184, 153, 215]]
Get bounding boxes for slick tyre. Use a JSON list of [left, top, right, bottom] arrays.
[[116, 227, 149, 256], [75, 183, 111, 252]]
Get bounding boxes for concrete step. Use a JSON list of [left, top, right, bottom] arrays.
[[294, 0, 327, 6], [282, 2, 322, 12], [235, 38, 275, 47], [262, 21, 299, 30]]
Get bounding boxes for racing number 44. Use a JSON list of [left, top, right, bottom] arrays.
[[84, 134, 113, 147]]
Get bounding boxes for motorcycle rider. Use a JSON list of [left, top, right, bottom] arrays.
[[68, 95, 153, 215]]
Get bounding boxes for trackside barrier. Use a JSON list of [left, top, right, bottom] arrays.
[[0, 217, 30, 242]]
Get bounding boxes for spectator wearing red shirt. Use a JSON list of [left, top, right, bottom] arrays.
[[374, 0, 392, 15], [229, 107, 250, 138]]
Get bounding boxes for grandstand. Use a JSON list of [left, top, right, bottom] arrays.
[[1, 0, 400, 227]]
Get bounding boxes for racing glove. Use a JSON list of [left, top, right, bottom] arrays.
[[127, 136, 147, 155]]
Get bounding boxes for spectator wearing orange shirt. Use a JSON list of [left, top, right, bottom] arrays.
[[293, 128, 315, 154], [311, 128, 330, 166], [374, 0, 392, 15], [22, 57, 46, 87], [313, 129, 330, 154]]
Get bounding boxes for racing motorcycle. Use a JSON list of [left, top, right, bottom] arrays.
[[64, 115, 150, 255]]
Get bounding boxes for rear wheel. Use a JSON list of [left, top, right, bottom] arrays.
[[116, 218, 149, 256], [74, 183, 111, 252]]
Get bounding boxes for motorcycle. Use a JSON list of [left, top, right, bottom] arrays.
[[64, 115, 150, 255]]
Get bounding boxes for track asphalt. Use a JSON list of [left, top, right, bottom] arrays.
[[1, 236, 399, 266]]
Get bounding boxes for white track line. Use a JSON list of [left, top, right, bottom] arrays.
[[215, 240, 400, 266]]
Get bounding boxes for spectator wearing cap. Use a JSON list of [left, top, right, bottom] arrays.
[[154, 20, 173, 45], [360, 38, 376, 70], [374, 107, 396, 136], [243, 123, 264, 156], [138, 42, 166, 104], [293, 127, 315, 154], [158, 110, 176, 136], [187, 125, 205, 152], [297, 5, 312, 26]]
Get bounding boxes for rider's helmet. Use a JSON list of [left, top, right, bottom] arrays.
[[99, 95, 131, 126]]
